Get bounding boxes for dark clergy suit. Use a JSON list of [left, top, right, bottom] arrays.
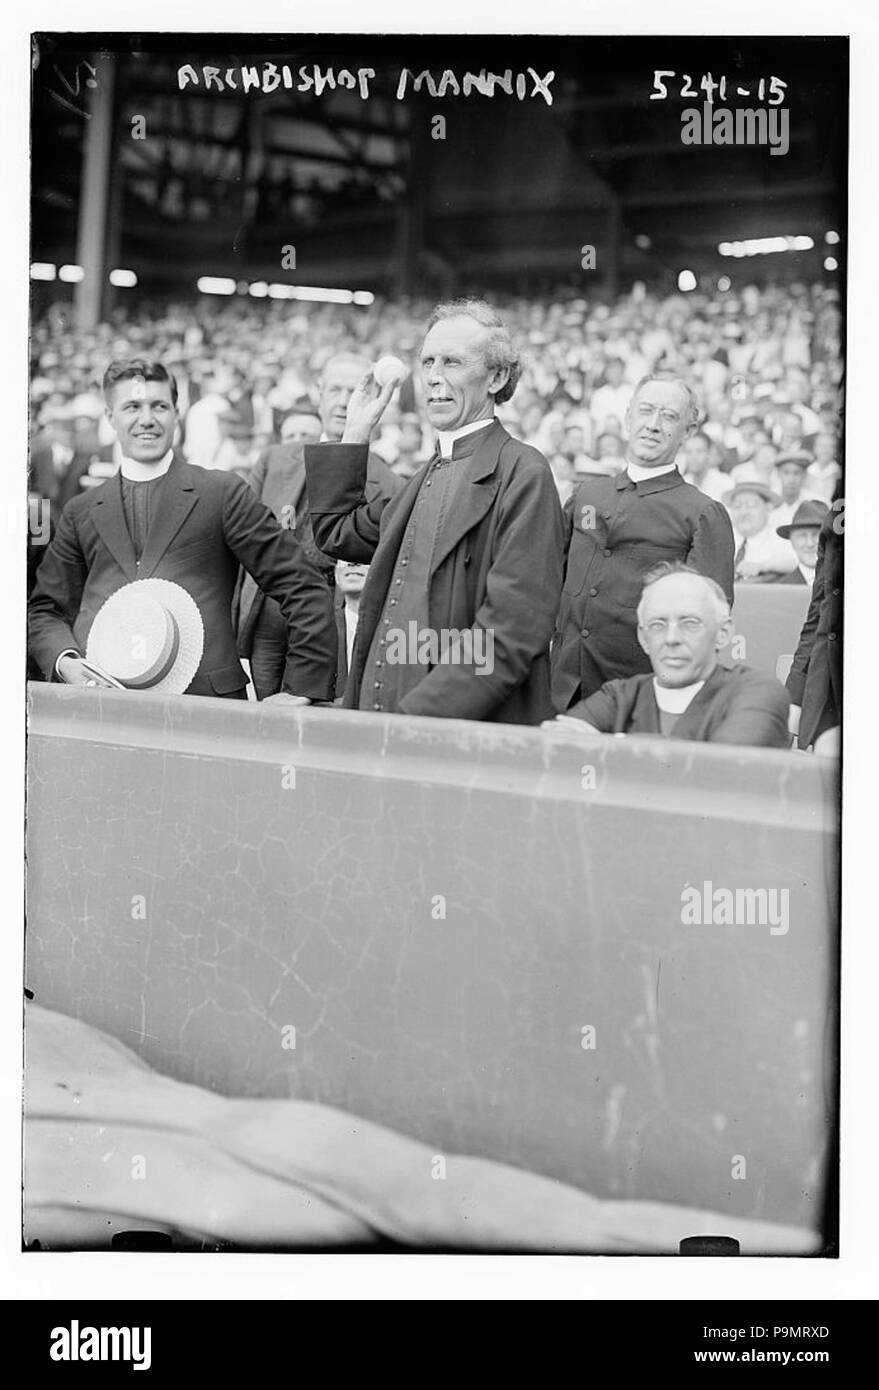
[[305, 420, 565, 724], [552, 469, 735, 709], [236, 440, 399, 656], [567, 663, 791, 748], [786, 511, 842, 748], [28, 455, 337, 700]]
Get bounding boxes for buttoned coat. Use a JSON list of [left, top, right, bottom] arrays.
[[786, 510, 843, 748], [305, 421, 565, 723], [551, 469, 735, 708], [28, 456, 337, 699]]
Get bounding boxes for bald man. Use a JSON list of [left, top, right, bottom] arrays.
[[236, 352, 400, 699], [546, 563, 789, 747]]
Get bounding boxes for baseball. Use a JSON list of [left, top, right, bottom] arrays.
[[373, 355, 408, 388]]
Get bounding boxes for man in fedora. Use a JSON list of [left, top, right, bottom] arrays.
[[725, 478, 797, 581], [771, 450, 826, 528], [304, 298, 565, 723], [236, 351, 400, 700], [28, 357, 337, 702], [772, 499, 830, 586]]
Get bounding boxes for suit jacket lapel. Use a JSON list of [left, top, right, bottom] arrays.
[[91, 472, 137, 580], [429, 424, 504, 575], [138, 456, 198, 578]]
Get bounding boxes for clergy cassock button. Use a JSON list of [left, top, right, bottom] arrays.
[[581, 629, 589, 638], [603, 548, 612, 557], [589, 587, 598, 596]]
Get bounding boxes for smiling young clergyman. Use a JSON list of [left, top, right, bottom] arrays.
[[28, 358, 337, 701]]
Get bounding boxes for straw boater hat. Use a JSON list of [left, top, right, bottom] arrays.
[[86, 578, 204, 694]]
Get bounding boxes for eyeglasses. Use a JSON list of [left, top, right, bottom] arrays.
[[635, 403, 682, 425], [642, 618, 706, 637]]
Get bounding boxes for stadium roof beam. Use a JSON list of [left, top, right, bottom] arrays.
[[623, 178, 837, 209], [124, 129, 404, 175]]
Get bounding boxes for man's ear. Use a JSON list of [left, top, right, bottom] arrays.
[[714, 617, 734, 652], [488, 364, 511, 398], [636, 622, 651, 657]]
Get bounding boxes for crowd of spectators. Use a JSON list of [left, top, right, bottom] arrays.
[[29, 278, 844, 575]]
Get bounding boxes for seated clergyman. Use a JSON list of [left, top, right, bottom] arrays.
[[544, 563, 790, 748]]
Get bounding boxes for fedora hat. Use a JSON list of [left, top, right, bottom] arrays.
[[86, 578, 204, 694], [776, 498, 830, 539], [723, 478, 781, 507]]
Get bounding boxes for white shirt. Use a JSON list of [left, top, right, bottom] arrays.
[[653, 678, 706, 713], [435, 417, 495, 460], [119, 449, 173, 482], [590, 384, 632, 428], [797, 563, 816, 586], [183, 393, 228, 469], [732, 524, 797, 573], [344, 600, 359, 672], [626, 460, 678, 483]]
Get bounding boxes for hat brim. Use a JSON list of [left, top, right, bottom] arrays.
[[776, 521, 823, 540], [723, 485, 781, 508], [87, 578, 205, 695]]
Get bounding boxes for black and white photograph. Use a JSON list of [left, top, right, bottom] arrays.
[[5, 0, 877, 1323]]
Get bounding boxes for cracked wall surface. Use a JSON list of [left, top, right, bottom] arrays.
[[24, 684, 838, 1230]]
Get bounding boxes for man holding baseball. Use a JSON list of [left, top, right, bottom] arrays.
[[304, 298, 565, 724]]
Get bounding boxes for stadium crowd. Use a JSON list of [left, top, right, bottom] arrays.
[[27, 279, 844, 752], [29, 280, 843, 504]]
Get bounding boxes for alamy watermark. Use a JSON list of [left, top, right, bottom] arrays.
[[681, 881, 790, 935], [383, 621, 494, 674], [681, 103, 789, 156]]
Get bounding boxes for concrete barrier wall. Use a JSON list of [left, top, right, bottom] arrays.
[[725, 582, 811, 678], [25, 684, 838, 1232]]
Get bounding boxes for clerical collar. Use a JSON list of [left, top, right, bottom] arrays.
[[435, 417, 494, 460], [120, 450, 173, 482], [653, 676, 706, 713], [627, 460, 679, 483]]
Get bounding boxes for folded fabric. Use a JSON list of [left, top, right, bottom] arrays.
[[24, 1005, 820, 1254]]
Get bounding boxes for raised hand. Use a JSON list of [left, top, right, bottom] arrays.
[[340, 372, 400, 445]]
